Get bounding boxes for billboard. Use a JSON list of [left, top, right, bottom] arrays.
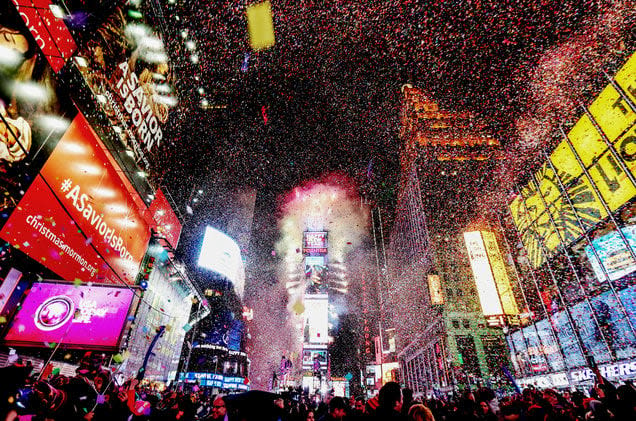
[[464, 231, 505, 320], [180, 372, 249, 390], [305, 255, 328, 294], [427, 274, 444, 305], [3, 281, 136, 350], [302, 348, 328, 369], [198, 226, 245, 294], [303, 231, 328, 255], [147, 189, 182, 250], [10, 0, 77, 72], [509, 52, 636, 267], [1, 114, 151, 285], [481, 231, 519, 316], [585, 226, 636, 282], [1, 6, 78, 230], [73, 3, 176, 177], [304, 297, 329, 344]]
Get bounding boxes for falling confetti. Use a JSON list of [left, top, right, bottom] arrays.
[[246, 1, 275, 51]]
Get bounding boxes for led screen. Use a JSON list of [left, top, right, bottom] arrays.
[[1, 114, 151, 285], [304, 298, 329, 344], [303, 231, 328, 254], [464, 231, 504, 318], [585, 226, 636, 282], [4, 281, 135, 350], [427, 274, 444, 305], [508, 52, 636, 267], [302, 348, 327, 368], [198, 226, 244, 291]]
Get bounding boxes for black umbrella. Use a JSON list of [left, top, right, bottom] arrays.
[[223, 390, 284, 420]]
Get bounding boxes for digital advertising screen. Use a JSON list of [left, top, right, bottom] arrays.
[[1, 5, 78, 232], [303, 297, 329, 344], [302, 348, 328, 368], [305, 255, 328, 294], [508, 52, 636, 267], [198, 226, 244, 294], [10, 0, 77, 72], [481, 231, 519, 316], [427, 274, 444, 305], [1, 114, 151, 285], [73, 3, 177, 178], [147, 189, 182, 250], [3, 281, 136, 350], [585, 226, 636, 282], [303, 231, 328, 255], [464, 231, 505, 319]]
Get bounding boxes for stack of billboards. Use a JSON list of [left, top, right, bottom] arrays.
[[0, 2, 184, 362], [302, 231, 330, 384]]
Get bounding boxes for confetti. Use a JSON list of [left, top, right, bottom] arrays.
[[246, 1, 275, 51]]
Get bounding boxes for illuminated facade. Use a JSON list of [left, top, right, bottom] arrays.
[[500, 51, 636, 388], [301, 231, 330, 391], [389, 86, 511, 394]]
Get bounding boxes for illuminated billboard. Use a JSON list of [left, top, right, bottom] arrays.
[[147, 189, 182, 250], [427, 274, 444, 305], [1, 114, 151, 285], [73, 3, 176, 177], [303, 231, 328, 255], [304, 297, 329, 344], [585, 226, 636, 282], [302, 347, 328, 368], [11, 0, 77, 72], [198, 226, 245, 295], [305, 255, 328, 294], [3, 281, 136, 350], [464, 231, 505, 319], [509, 52, 636, 268], [481, 231, 519, 316]]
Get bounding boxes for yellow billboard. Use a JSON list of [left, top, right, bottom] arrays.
[[481, 231, 519, 316], [427, 274, 445, 305], [509, 52, 636, 267], [464, 231, 505, 318]]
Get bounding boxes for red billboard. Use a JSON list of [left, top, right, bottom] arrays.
[[0, 114, 151, 285], [3, 281, 137, 350], [11, 0, 77, 72], [303, 231, 328, 255], [147, 189, 182, 250]]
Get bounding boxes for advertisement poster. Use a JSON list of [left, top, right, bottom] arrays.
[[302, 348, 327, 368], [198, 226, 244, 290], [464, 231, 505, 319], [1, 5, 77, 231], [3, 281, 136, 350], [73, 4, 176, 177], [305, 255, 328, 294], [585, 226, 636, 282], [1, 114, 151, 285], [10, 0, 77, 72], [147, 189, 182, 249], [303, 231, 328, 255], [304, 298, 329, 344]]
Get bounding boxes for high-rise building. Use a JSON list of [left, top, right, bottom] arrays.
[[387, 86, 511, 395]]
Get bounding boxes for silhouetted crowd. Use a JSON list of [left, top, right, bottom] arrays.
[[1, 355, 635, 421]]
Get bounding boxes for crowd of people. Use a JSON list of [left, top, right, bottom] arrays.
[[1, 354, 635, 421]]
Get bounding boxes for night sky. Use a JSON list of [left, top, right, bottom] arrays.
[[157, 0, 633, 205]]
